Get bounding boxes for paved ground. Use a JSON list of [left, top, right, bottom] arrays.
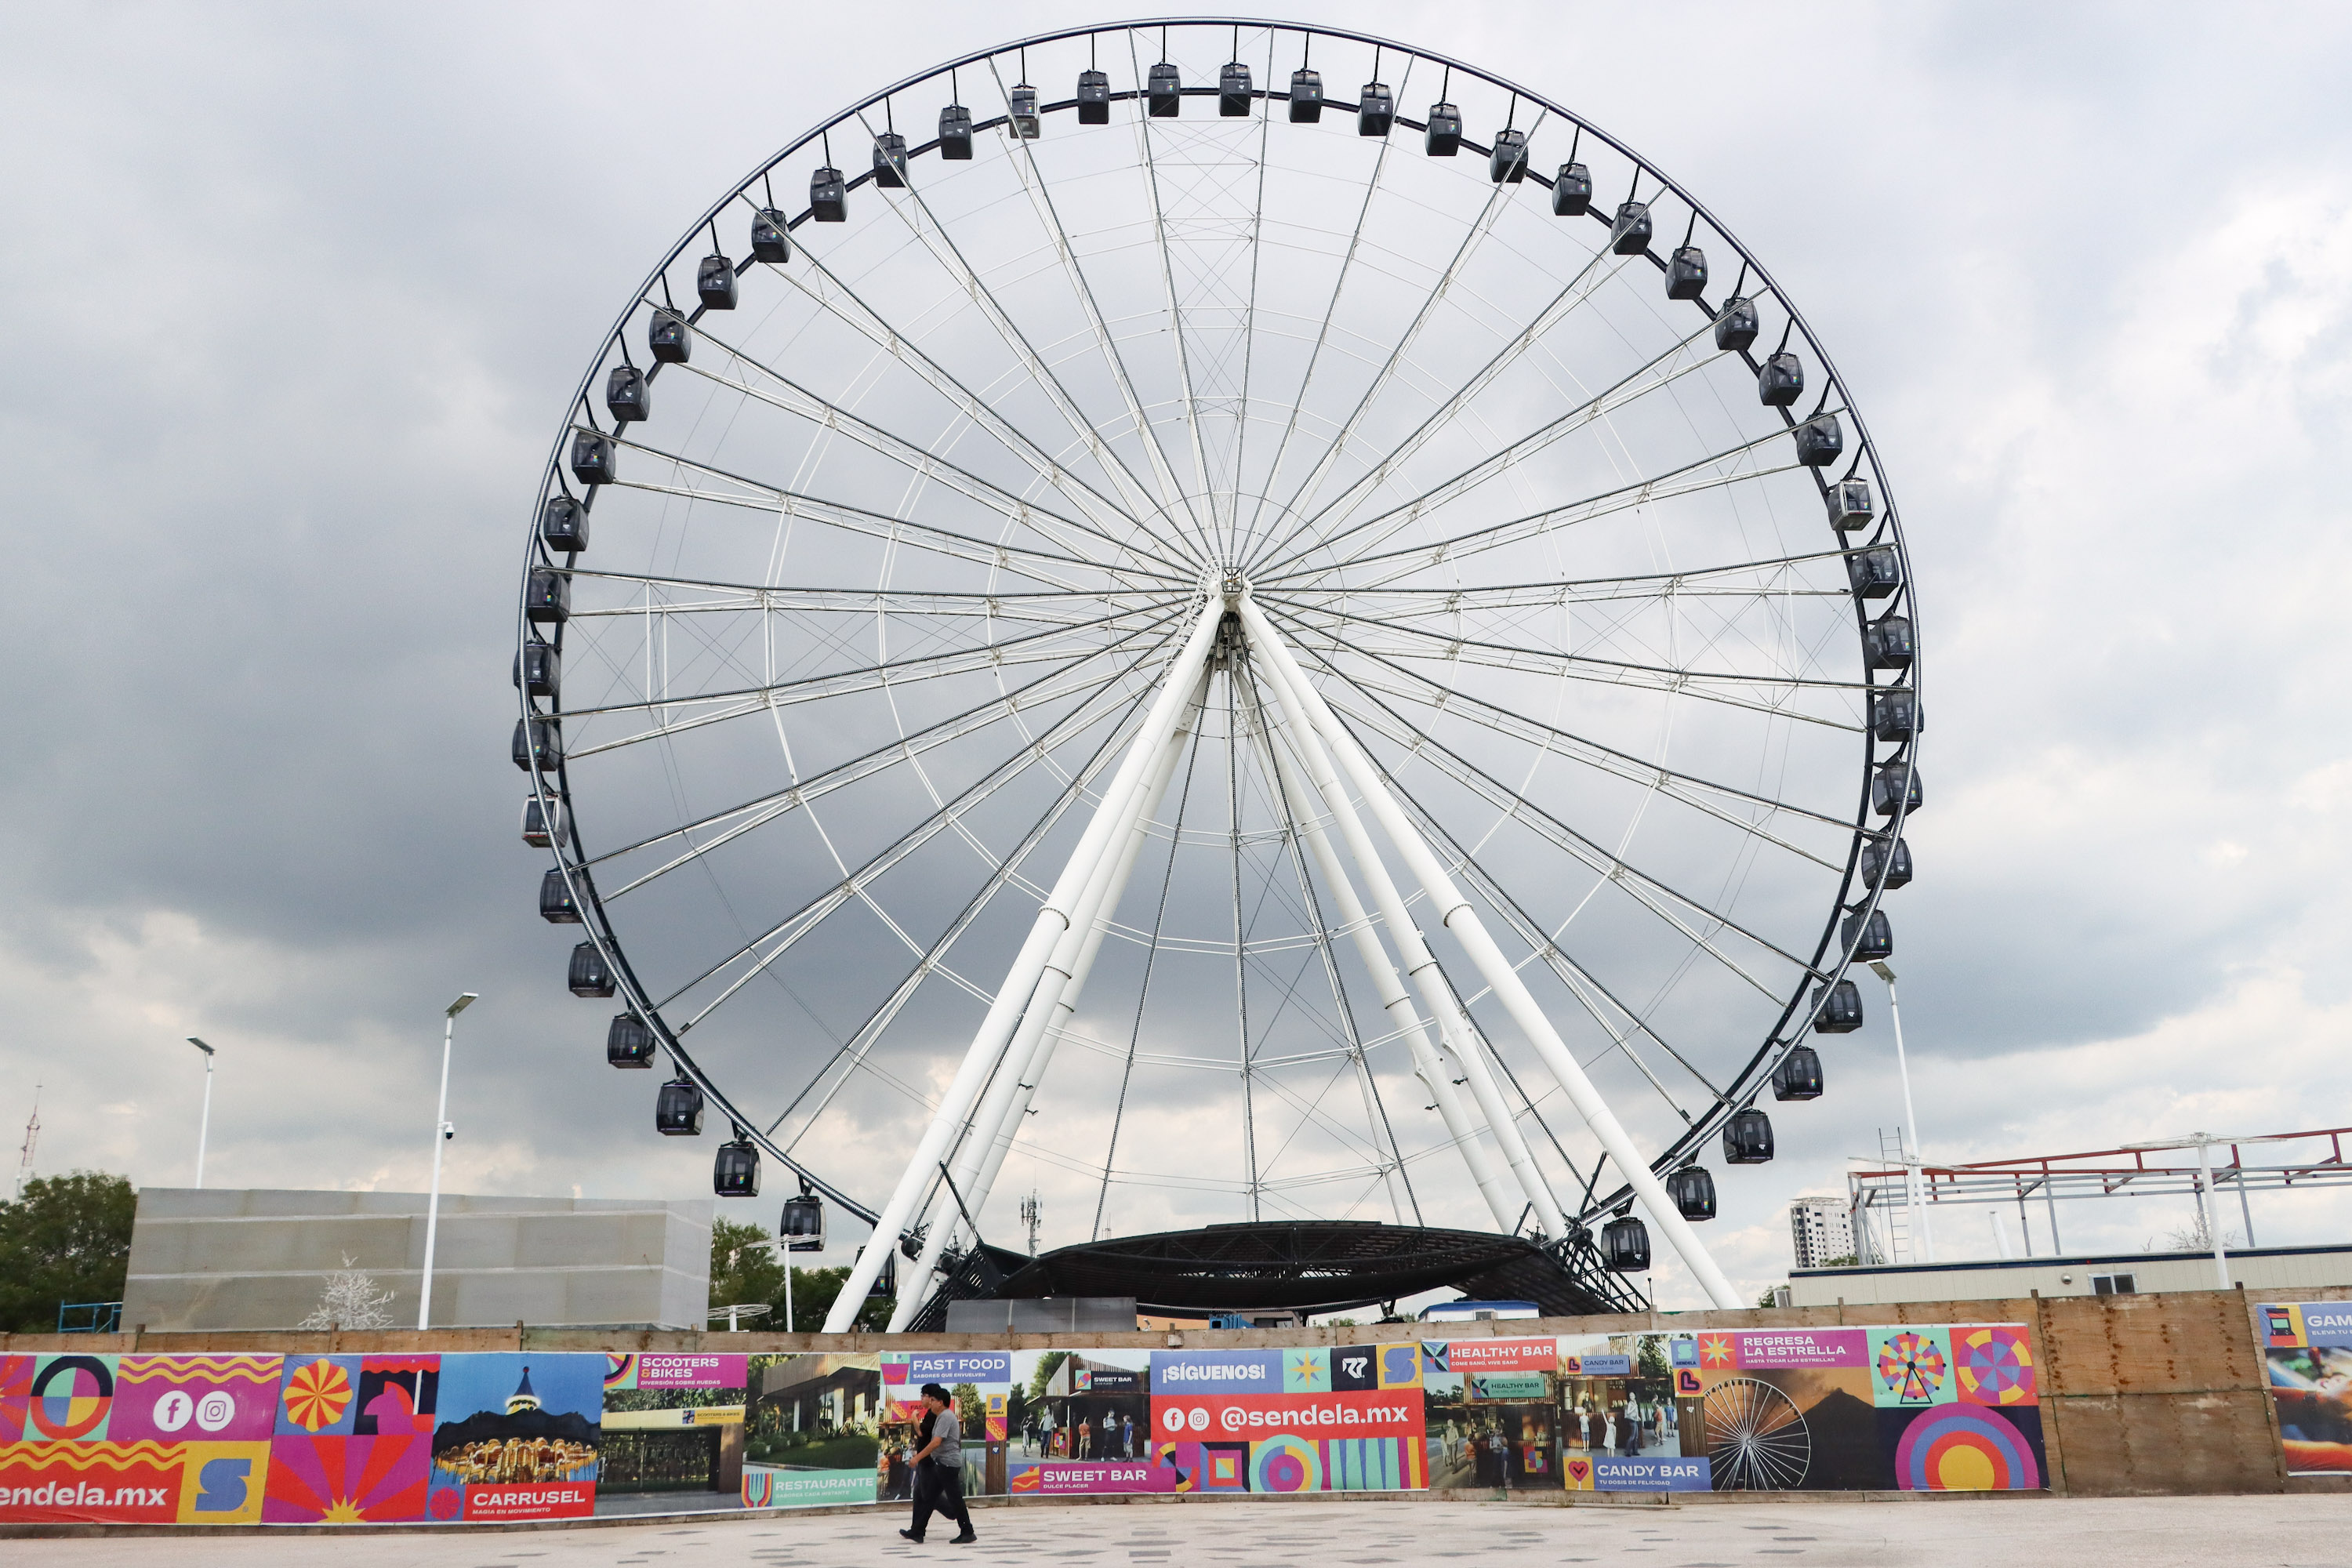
[[12, 1494, 2352, 1566]]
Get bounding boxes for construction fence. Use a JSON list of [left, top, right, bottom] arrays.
[[0, 1288, 2336, 1523]]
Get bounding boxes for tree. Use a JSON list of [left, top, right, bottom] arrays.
[[1636, 1335, 1669, 1380], [1027, 1349, 1069, 1401], [707, 1218, 893, 1332], [296, 1255, 397, 1330], [0, 1171, 135, 1333]]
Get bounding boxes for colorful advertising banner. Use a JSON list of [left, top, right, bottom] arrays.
[[2258, 1301, 2352, 1475], [0, 1324, 2046, 1523], [0, 1353, 281, 1524], [1149, 1344, 1427, 1495], [742, 1352, 883, 1510], [882, 1352, 1011, 1498], [1006, 1349, 1157, 1496], [1689, 1323, 2043, 1492]]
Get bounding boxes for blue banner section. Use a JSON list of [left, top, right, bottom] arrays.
[[2300, 1305, 2352, 1347], [1149, 1350, 1283, 1396], [1594, 1456, 1711, 1493], [1564, 1354, 1632, 1376], [899, 1352, 1011, 1384]]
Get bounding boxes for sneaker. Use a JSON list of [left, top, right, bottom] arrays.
[[898, 1528, 924, 1542]]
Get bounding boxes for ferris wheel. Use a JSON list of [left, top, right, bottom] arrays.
[[515, 19, 1918, 1323]]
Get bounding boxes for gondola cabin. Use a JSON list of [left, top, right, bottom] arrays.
[[1551, 161, 1592, 216], [696, 252, 737, 310], [1602, 1214, 1650, 1272], [1812, 978, 1864, 1033], [568, 940, 615, 997], [656, 1075, 705, 1135], [607, 1011, 655, 1068], [1669, 1165, 1718, 1221], [1288, 67, 1323, 122], [1772, 1044, 1825, 1102], [1723, 1108, 1776, 1164]]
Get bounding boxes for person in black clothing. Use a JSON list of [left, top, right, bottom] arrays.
[[899, 1384, 975, 1544]]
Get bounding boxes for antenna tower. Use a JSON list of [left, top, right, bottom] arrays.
[[1019, 1190, 1041, 1256], [14, 1085, 40, 1200]]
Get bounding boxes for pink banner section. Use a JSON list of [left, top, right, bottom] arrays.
[[1735, 1330, 1867, 1369], [633, 1355, 748, 1389], [1434, 1338, 1555, 1372], [1009, 1460, 1172, 1496]]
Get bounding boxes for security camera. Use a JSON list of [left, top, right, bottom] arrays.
[[443, 1124, 457, 1141]]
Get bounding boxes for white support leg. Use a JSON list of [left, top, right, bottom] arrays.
[[960, 681, 1202, 1230], [1249, 641, 1566, 1240], [1239, 596, 1745, 1310], [1258, 687, 1522, 1232], [885, 670, 1210, 1330], [822, 595, 1227, 1330]]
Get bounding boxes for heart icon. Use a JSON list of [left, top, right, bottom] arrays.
[[1566, 1459, 1591, 1483]]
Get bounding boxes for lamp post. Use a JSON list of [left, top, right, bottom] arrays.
[[186, 1038, 216, 1187], [418, 993, 477, 1331], [1867, 961, 1935, 1263]]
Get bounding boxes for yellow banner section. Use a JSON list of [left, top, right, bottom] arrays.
[[600, 1406, 744, 1431]]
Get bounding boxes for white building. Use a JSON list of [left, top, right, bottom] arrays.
[[1784, 1243, 2352, 1307], [1790, 1196, 1857, 1270]]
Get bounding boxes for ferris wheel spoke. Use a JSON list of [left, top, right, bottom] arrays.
[[565, 574, 1172, 630], [747, 236, 1193, 563], [1239, 663, 1417, 1223], [1275, 639, 1855, 866], [659, 645, 1176, 1023], [1259, 311, 1722, 574], [983, 56, 1214, 551], [1232, 52, 1408, 566], [1312, 673, 1825, 985], [668, 338, 1170, 577], [1291, 662, 1733, 1123], [575, 612, 1180, 873], [1091, 695, 1205, 1240], [1273, 612, 1867, 747], [1123, 51, 1218, 553], [560, 598, 1171, 723], [775, 668, 1171, 1153], [823, 125, 1186, 551], [593, 436, 1176, 592], [1271, 603, 1871, 732], [1258, 413, 1835, 590], [1276, 550, 1858, 615], [583, 629, 1181, 898], [1264, 130, 1520, 537], [1223, 45, 1277, 566]]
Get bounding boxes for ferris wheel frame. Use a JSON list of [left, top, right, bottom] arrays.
[[515, 16, 1922, 1316]]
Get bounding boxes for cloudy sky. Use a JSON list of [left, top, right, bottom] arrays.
[[5, 2, 2351, 1310]]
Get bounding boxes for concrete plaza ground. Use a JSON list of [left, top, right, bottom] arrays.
[[11, 1494, 2352, 1567]]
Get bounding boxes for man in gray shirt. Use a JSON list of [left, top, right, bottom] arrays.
[[900, 1383, 976, 1544]]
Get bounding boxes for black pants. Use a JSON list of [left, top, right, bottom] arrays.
[[909, 1458, 970, 1539]]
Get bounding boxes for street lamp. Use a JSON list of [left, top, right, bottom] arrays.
[[418, 993, 477, 1332], [187, 1038, 216, 1187], [1866, 961, 1935, 1263]]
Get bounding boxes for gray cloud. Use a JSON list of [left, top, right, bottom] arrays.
[[5, 2, 2352, 1302]]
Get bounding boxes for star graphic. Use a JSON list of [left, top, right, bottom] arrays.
[[1699, 1334, 1735, 1368]]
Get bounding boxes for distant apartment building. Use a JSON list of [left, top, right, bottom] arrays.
[[1790, 1196, 1856, 1270]]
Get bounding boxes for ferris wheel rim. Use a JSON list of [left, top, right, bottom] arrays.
[[515, 17, 1922, 1253]]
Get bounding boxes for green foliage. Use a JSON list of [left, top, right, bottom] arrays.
[[706, 1218, 891, 1331], [1757, 1285, 1782, 1308], [0, 1171, 136, 1333], [1635, 1334, 1669, 1380], [1027, 1349, 1069, 1401]]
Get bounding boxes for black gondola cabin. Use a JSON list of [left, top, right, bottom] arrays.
[[1723, 1108, 1775, 1164], [568, 940, 615, 997]]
